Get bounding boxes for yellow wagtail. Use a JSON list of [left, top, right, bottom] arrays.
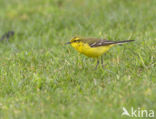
[[66, 37, 134, 68]]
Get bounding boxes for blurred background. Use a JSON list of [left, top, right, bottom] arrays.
[[0, 0, 155, 119]]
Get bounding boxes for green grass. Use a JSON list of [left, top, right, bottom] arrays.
[[0, 0, 156, 119]]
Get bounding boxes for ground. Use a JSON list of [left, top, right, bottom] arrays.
[[0, 0, 156, 119]]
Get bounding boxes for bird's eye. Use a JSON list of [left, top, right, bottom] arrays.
[[71, 39, 80, 43]]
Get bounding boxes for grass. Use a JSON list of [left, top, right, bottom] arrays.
[[0, 0, 156, 119]]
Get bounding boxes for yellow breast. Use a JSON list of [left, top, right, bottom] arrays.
[[71, 42, 114, 58]]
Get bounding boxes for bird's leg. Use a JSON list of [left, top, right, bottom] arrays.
[[101, 56, 105, 69], [95, 59, 99, 69]]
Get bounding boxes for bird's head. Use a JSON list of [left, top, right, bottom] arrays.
[[66, 37, 81, 45]]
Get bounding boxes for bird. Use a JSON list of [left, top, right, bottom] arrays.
[[66, 36, 134, 69]]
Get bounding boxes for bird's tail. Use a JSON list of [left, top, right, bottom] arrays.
[[114, 40, 135, 45]]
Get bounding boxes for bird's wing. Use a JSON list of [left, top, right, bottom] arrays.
[[81, 38, 116, 47]]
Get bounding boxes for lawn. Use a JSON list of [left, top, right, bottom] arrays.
[[0, 0, 156, 119]]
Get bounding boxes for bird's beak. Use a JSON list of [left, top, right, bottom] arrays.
[[65, 42, 71, 44]]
